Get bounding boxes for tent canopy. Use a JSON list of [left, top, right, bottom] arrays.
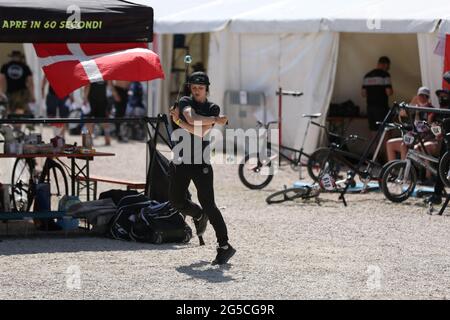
[[0, 0, 153, 43], [136, 0, 449, 34]]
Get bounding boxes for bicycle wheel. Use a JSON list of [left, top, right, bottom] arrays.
[[439, 151, 450, 188], [238, 153, 274, 190], [307, 147, 333, 182], [11, 158, 35, 212], [266, 187, 310, 204], [381, 160, 417, 203], [39, 160, 69, 210]]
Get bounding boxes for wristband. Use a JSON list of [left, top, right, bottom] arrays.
[[175, 118, 182, 126]]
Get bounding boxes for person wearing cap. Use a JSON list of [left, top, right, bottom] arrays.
[[386, 86, 435, 162], [362, 56, 394, 132], [169, 71, 236, 265], [0, 50, 35, 114]]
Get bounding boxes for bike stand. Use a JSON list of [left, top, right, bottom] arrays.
[[437, 195, 450, 216], [338, 193, 348, 207]]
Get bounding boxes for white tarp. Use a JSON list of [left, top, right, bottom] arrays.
[[439, 15, 450, 35], [418, 33, 446, 108], [209, 29, 339, 152], [231, 0, 447, 34], [134, 0, 448, 34]]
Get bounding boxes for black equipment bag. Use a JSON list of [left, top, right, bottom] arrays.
[[109, 194, 154, 241], [131, 201, 192, 244], [109, 194, 192, 244]]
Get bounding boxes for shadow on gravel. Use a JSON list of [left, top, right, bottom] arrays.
[[0, 235, 194, 256], [176, 261, 235, 283]]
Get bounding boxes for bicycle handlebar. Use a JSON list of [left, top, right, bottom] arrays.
[[276, 90, 303, 97]]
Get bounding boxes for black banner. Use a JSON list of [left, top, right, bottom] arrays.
[[0, 0, 153, 43]]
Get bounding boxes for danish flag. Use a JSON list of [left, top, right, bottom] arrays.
[[33, 43, 165, 98]]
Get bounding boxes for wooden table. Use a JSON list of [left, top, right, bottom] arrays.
[[0, 151, 115, 201]]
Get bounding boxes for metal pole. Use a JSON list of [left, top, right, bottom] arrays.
[[278, 87, 282, 149]]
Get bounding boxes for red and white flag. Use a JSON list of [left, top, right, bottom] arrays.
[[33, 43, 165, 98]]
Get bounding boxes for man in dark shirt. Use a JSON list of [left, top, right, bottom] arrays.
[[169, 72, 236, 265], [362, 56, 394, 131], [83, 81, 112, 146], [0, 50, 35, 114]]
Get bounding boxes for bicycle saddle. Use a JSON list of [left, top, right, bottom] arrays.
[[302, 113, 322, 118]]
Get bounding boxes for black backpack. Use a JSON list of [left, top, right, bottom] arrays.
[[130, 202, 192, 244], [109, 194, 154, 241], [109, 194, 192, 244]]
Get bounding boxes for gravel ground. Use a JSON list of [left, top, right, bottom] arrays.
[[1, 128, 450, 300]]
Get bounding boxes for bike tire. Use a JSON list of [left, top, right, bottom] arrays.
[[266, 187, 310, 204], [238, 153, 274, 190], [39, 160, 69, 210], [381, 160, 417, 203], [378, 159, 398, 182], [439, 151, 450, 188], [11, 158, 35, 212], [307, 147, 332, 182]]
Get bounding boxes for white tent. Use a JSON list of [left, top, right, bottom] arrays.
[[135, 0, 449, 153]]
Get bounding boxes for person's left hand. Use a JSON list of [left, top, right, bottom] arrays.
[[170, 106, 180, 122]]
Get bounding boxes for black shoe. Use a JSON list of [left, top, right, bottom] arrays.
[[193, 213, 208, 237], [212, 245, 236, 265], [425, 194, 442, 205]]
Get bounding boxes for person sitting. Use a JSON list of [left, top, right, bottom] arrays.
[[386, 86, 435, 162]]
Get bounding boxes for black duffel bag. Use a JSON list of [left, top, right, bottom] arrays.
[[130, 201, 192, 244]]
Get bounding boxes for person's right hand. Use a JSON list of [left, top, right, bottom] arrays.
[[170, 106, 180, 122], [215, 115, 228, 125]]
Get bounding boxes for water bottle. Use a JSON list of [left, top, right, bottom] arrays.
[[82, 127, 93, 149]]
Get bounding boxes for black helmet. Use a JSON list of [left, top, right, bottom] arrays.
[[188, 71, 210, 86], [436, 89, 450, 96], [444, 71, 450, 84]]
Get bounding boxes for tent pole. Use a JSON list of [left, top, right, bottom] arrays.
[[278, 87, 282, 152]]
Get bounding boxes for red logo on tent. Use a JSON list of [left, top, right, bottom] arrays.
[[33, 43, 165, 98]]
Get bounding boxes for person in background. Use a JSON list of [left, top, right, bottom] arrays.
[[83, 81, 112, 146], [111, 80, 131, 142], [127, 82, 145, 112], [0, 50, 35, 115], [362, 56, 394, 133], [386, 86, 434, 162], [41, 75, 73, 137]]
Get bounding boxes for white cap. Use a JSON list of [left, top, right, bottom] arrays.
[[417, 86, 430, 96]]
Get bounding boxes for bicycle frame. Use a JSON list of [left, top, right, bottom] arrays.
[[338, 105, 399, 205], [404, 149, 439, 179], [324, 124, 395, 181], [264, 116, 328, 177]]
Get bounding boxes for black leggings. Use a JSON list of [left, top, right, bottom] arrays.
[[168, 163, 228, 247], [114, 86, 128, 136]]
